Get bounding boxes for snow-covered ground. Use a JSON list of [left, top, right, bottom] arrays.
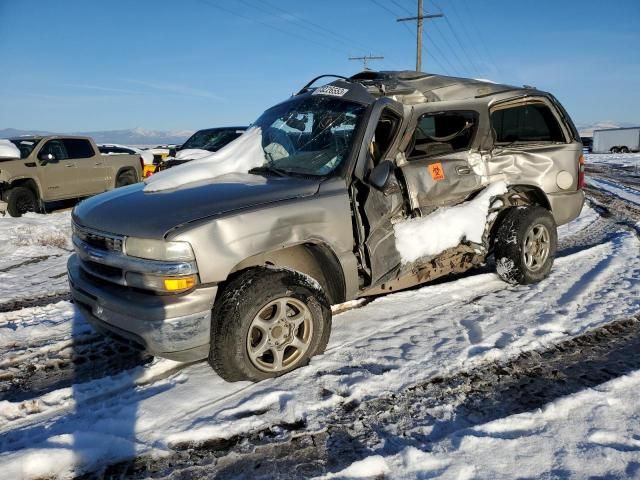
[[0, 159, 639, 479]]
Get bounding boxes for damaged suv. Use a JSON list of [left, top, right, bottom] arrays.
[[68, 71, 585, 382]]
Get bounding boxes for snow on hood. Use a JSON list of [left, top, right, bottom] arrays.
[[174, 148, 212, 161], [144, 127, 266, 192], [394, 181, 508, 263], [0, 139, 20, 159]]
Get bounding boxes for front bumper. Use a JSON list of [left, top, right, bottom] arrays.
[[68, 254, 216, 362]]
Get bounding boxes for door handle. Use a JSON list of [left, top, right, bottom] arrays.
[[95, 162, 103, 166], [456, 166, 473, 175], [65, 163, 75, 167]]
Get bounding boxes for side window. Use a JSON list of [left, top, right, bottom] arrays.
[[491, 102, 566, 144], [40, 140, 69, 161], [408, 110, 478, 159], [62, 139, 95, 159]]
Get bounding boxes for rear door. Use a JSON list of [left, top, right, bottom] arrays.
[[64, 138, 108, 195], [37, 139, 77, 200], [397, 102, 486, 214]]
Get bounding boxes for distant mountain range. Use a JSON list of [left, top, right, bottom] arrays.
[[0, 127, 193, 146], [576, 121, 638, 137]]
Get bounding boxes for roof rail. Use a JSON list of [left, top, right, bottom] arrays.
[[296, 74, 348, 95]]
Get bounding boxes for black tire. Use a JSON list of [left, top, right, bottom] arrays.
[[115, 170, 137, 188], [619, 146, 629, 154], [4, 186, 38, 217], [494, 206, 557, 285], [610, 147, 620, 154], [209, 267, 332, 382]]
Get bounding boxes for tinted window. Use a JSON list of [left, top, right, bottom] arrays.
[[491, 103, 565, 143], [63, 139, 95, 159], [41, 140, 69, 161], [408, 110, 478, 158], [10, 138, 41, 159]]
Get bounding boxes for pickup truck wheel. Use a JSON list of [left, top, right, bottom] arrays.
[[115, 171, 137, 188], [494, 206, 557, 285], [4, 186, 38, 217], [209, 267, 332, 382], [619, 146, 629, 153], [610, 147, 620, 154]]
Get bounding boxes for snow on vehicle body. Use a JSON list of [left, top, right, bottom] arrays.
[[0, 135, 143, 217], [68, 71, 584, 381], [157, 126, 248, 170]]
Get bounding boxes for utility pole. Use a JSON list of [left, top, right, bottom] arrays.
[[349, 54, 384, 71], [397, 0, 443, 72]]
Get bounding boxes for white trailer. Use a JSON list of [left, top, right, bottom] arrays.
[[592, 127, 640, 153]]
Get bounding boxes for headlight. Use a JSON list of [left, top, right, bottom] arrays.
[[125, 237, 195, 261]]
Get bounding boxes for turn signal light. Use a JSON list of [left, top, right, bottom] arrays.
[[163, 276, 197, 291]]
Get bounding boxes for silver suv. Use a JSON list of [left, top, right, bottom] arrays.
[[68, 71, 585, 382]]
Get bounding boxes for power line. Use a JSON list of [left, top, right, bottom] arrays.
[[396, 0, 444, 71], [370, 0, 452, 75], [428, 0, 482, 76]]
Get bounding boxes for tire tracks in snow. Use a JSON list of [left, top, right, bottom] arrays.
[[109, 314, 640, 480]]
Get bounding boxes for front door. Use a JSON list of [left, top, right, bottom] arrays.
[[354, 104, 405, 285], [398, 104, 486, 214], [37, 139, 77, 201]]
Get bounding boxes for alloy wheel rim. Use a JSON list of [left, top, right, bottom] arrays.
[[523, 223, 550, 272], [246, 297, 313, 372]]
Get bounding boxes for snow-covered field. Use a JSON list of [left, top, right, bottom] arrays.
[[0, 158, 639, 479]]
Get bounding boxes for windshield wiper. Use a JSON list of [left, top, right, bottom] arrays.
[[249, 164, 289, 177]]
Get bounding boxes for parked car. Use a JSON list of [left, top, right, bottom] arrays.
[[592, 127, 640, 153], [157, 127, 247, 170], [68, 71, 584, 382], [0, 136, 143, 217], [98, 144, 155, 177]]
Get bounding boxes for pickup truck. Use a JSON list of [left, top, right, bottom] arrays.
[[0, 135, 143, 216], [68, 71, 584, 382]]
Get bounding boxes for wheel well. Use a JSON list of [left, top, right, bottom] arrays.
[[508, 185, 551, 210], [115, 167, 138, 183], [228, 243, 346, 305], [8, 178, 40, 200]]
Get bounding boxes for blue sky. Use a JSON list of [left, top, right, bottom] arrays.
[[1, 0, 638, 132]]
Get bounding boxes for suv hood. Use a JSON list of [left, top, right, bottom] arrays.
[[73, 172, 321, 239]]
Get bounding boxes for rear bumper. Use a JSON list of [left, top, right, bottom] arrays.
[[548, 190, 585, 225], [68, 254, 215, 362]]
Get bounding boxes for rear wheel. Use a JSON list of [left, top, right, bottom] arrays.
[[619, 146, 630, 153], [115, 170, 137, 188], [610, 147, 620, 154], [4, 186, 38, 217], [209, 267, 332, 382], [494, 206, 557, 285]]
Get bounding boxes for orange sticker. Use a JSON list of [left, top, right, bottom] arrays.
[[428, 162, 445, 181]]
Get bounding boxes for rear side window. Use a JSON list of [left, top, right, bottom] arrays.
[[408, 110, 478, 158], [491, 103, 565, 143], [63, 139, 95, 159]]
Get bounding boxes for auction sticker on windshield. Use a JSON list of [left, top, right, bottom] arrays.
[[312, 85, 349, 97]]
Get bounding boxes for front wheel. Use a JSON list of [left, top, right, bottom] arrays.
[[4, 186, 38, 217], [619, 146, 630, 153], [494, 206, 557, 285], [209, 267, 332, 382]]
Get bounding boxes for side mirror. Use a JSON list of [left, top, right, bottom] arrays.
[[368, 160, 393, 191], [38, 152, 55, 164]]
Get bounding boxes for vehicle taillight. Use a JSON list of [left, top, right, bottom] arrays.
[[578, 154, 585, 189]]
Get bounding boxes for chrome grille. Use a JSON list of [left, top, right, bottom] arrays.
[[72, 223, 124, 253]]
